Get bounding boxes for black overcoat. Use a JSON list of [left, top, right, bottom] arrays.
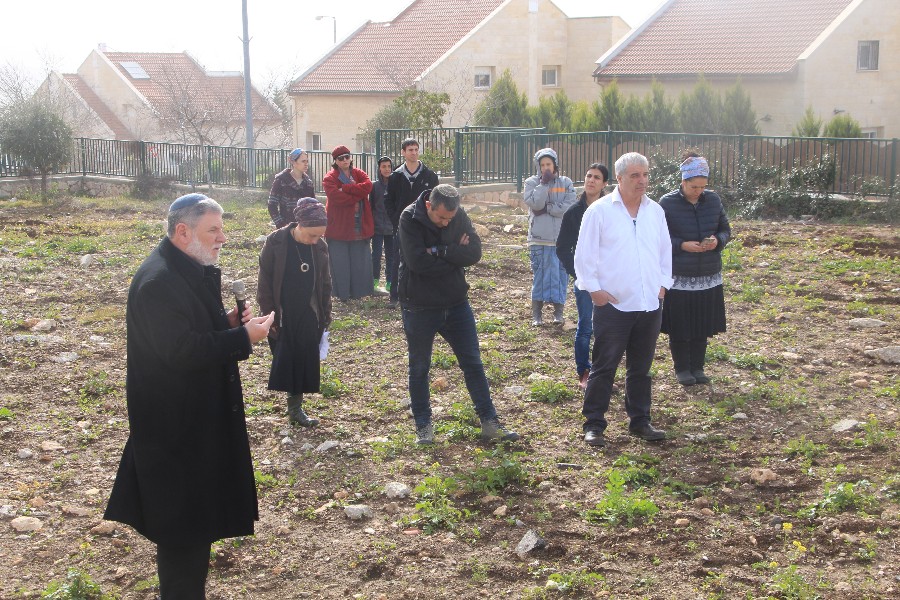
[[104, 237, 258, 546]]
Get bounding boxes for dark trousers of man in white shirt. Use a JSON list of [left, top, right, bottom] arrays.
[[582, 302, 662, 433]]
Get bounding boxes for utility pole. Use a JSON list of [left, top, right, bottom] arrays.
[[242, 0, 255, 184]]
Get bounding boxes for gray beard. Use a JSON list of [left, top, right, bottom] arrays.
[[185, 237, 218, 266]]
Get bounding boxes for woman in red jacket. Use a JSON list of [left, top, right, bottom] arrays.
[[322, 145, 375, 301]]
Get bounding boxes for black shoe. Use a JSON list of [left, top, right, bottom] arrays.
[[387, 299, 399, 309], [692, 369, 710, 384], [675, 370, 696, 386], [629, 423, 666, 441], [289, 407, 319, 428], [584, 429, 605, 447]]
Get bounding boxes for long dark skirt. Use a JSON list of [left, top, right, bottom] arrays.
[[661, 285, 726, 342], [268, 240, 321, 394]]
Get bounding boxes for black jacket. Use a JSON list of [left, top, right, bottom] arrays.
[[105, 237, 257, 546], [555, 191, 604, 278], [658, 188, 732, 277], [385, 162, 439, 229], [397, 190, 481, 308]]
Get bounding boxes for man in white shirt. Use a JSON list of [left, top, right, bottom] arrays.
[[574, 152, 673, 447]]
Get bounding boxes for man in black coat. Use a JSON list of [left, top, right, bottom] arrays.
[[385, 138, 439, 306], [104, 193, 273, 598], [397, 183, 519, 445]]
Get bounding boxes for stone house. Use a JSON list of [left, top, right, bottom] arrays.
[[288, 0, 630, 152], [592, 0, 899, 138], [38, 49, 286, 147]]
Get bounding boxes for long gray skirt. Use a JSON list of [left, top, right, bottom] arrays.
[[327, 238, 374, 301]]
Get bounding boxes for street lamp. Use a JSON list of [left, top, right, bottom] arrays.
[[315, 15, 337, 45]]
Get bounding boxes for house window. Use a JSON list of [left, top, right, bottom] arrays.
[[857, 41, 879, 70], [542, 66, 559, 87], [474, 67, 494, 89], [307, 133, 322, 151], [860, 128, 881, 139]]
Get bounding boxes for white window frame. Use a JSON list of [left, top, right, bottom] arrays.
[[542, 66, 559, 87], [857, 40, 879, 71], [308, 133, 322, 151], [474, 67, 493, 90]]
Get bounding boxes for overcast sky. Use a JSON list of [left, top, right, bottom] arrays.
[[5, 0, 663, 90]]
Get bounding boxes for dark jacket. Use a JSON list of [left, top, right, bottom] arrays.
[[385, 162, 439, 229], [105, 237, 257, 546], [369, 175, 394, 236], [322, 166, 374, 241], [397, 189, 481, 308], [268, 168, 315, 228], [555, 191, 605, 278], [257, 224, 333, 340], [658, 188, 732, 277]]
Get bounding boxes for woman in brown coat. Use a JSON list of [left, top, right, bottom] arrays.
[[257, 198, 333, 426]]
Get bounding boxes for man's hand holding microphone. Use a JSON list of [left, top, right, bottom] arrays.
[[230, 280, 274, 344]]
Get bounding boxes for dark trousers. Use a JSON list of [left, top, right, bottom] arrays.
[[669, 338, 708, 372], [157, 542, 211, 599], [573, 285, 595, 377], [401, 301, 498, 429], [371, 234, 395, 284], [582, 303, 662, 432], [388, 237, 401, 301]]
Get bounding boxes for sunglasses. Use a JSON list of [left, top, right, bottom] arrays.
[[336, 154, 352, 160]]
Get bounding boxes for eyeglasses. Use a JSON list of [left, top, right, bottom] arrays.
[[336, 154, 352, 161]]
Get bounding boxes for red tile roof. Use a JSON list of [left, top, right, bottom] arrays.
[[102, 51, 281, 123], [62, 74, 134, 139], [594, 0, 855, 78], [290, 0, 506, 94]]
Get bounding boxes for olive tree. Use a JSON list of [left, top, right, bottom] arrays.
[[0, 99, 73, 199]]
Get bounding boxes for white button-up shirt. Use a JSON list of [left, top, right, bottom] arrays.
[[574, 186, 673, 313]]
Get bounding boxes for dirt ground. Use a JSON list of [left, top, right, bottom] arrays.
[[0, 195, 898, 599]]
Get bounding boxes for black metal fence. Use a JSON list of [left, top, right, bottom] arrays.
[[1, 138, 377, 189]]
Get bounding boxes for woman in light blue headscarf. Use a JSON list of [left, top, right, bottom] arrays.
[[659, 152, 732, 386], [522, 148, 577, 325]]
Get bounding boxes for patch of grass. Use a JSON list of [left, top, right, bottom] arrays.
[[41, 568, 117, 599], [852, 417, 897, 449], [846, 300, 884, 317], [528, 379, 574, 404], [465, 447, 527, 494], [0, 407, 13, 420], [431, 350, 458, 369], [612, 453, 661, 487], [254, 471, 278, 489], [767, 564, 821, 600], [736, 281, 765, 303], [405, 474, 470, 533], [483, 349, 509, 385], [583, 469, 659, 527], [434, 402, 480, 442], [524, 569, 605, 597], [508, 324, 537, 346], [78, 370, 117, 410], [329, 314, 369, 331], [874, 382, 900, 399], [721, 240, 743, 271], [784, 436, 827, 460], [371, 432, 417, 462], [476, 314, 504, 334], [320, 367, 349, 398], [802, 481, 877, 517]]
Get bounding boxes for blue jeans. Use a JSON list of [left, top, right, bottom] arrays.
[[371, 234, 395, 285], [401, 301, 498, 429], [574, 285, 594, 377], [582, 302, 662, 432]]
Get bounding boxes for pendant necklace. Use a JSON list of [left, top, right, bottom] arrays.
[[295, 244, 311, 273]]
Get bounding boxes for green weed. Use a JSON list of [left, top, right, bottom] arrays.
[[320, 367, 349, 398], [528, 379, 573, 404], [802, 481, 877, 517], [852, 417, 897, 449], [0, 407, 13, 420], [767, 564, 820, 600], [329, 314, 369, 331], [476, 314, 504, 333], [583, 469, 659, 527], [405, 474, 470, 533], [465, 447, 527, 494], [41, 568, 117, 599], [431, 350, 458, 369], [612, 453, 661, 487], [78, 370, 117, 410], [434, 402, 480, 442], [784, 436, 827, 460]]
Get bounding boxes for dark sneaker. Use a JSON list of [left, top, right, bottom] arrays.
[[629, 423, 666, 441], [584, 429, 605, 447], [415, 423, 434, 445], [675, 370, 697, 386], [480, 419, 520, 442]]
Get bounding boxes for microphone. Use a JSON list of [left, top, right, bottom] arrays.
[[231, 280, 247, 316]]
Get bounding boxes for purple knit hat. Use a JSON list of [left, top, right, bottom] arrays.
[[293, 198, 327, 227]]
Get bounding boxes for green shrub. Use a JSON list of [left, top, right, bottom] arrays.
[[465, 448, 527, 494], [41, 568, 117, 599], [320, 367, 349, 398]]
